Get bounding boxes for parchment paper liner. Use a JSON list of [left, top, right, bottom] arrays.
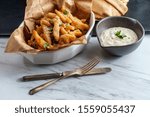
[[5, 0, 92, 53]]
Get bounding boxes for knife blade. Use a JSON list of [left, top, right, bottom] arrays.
[[22, 67, 111, 81]]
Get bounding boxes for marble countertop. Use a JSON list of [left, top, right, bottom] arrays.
[[0, 35, 150, 100]]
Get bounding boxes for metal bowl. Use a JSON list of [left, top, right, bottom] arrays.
[[21, 12, 95, 64]]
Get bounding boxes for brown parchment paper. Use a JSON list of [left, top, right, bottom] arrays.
[[92, 0, 129, 19], [5, 0, 92, 53]]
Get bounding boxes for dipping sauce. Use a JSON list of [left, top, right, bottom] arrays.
[[100, 27, 138, 47]]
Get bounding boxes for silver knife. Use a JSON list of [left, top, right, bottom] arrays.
[[22, 67, 111, 81]]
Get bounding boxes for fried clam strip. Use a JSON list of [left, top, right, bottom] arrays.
[[53, 16, 61, 41], [46, 12, 57, 19], [28, 26, 43, 49], [33, 30, 50, 50], [69, 29, 83, 37], [73, 18, 89, 31], [41, 25, 52, 45], [60, 34, 76, 44], [40, 18, 51, 27], [60, 26, 68, 35], [67, 11, 89, 31], [55, 9, 71, 23], [63, 23, 75, 31]]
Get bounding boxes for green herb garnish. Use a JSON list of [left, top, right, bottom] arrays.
[[115, 30, 127, 39], [49, 27, 53, 33], [63, 10, 68, 15], [43, 43, 49, 49]]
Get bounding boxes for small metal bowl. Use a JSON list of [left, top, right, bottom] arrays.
[[96, 16, 145, 56]]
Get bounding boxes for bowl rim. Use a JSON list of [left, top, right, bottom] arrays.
[[96, 16, 145, 48]]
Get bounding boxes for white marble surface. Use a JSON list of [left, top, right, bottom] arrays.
[[0, 35, 150, 100]]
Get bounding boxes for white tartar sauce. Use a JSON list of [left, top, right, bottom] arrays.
[[100, 27, 138, 47]]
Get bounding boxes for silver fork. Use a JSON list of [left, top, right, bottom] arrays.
[[29, 56, 100, 95]]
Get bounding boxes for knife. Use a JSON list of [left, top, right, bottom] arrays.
[[22, 67, 111, 81]]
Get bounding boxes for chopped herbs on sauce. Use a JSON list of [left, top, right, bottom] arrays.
[[115, 30, 127, 39]]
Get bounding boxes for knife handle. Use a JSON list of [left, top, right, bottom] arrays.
[[22, 73, 62, 81]]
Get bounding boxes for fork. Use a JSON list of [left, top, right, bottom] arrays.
[[29, 56, 100, 95]]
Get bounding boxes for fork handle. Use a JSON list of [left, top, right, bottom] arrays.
[[29, 74, 71, 95]]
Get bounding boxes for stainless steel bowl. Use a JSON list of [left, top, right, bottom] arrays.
[[21, 12, 95, 64]]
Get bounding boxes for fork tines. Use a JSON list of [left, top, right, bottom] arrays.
[[81, 56, 100, 74]]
